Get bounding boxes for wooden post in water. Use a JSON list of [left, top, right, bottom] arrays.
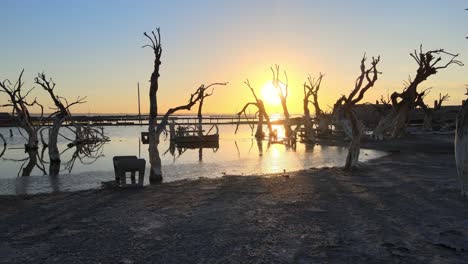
[[137, 82, 141, 125]]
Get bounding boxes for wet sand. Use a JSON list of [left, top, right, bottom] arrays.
[[1, 134, 467, 263]]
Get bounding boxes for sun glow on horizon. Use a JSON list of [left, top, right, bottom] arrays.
[[260, 81, 287, 106]]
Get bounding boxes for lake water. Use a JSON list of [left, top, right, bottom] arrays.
[[0, 125, 386, 195]]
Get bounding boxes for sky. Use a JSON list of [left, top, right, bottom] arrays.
[[1, 0, 467, 115]]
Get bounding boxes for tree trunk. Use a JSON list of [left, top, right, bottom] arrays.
[[303, 98, 315, 142], [22, 149, 38, 176], [373, 110, 396, 140], [48, 118, 64, 163], [197, 96, 204, 136], [390, 102, 411, 138], [280, 98, 292, 139], [344, 109, 362, 170], [148, 60, 161, 183], [317, 116, 330, 136], [455, 100, 468, 196], [149, 137, 162, 183], [23, 123, 38, 150], [49, 161, 61, 176], [255, 113, 265, 139], [258, 104, 273, 138]]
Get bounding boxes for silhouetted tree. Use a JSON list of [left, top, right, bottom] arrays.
[[144, 29, 163, 182], [417, 91, 449, 131], [271, 65, 293, 139], [455, 9, 468, 196], [35, 73, 86, 167], [333, 54, 381, 170], [197, 86, 215, 136], [303, 73, 324, 141], [236, 79, 274, 139], [143, 28, 226, 182], [0, 70, 43, 149], [373, 46, 462, 139]]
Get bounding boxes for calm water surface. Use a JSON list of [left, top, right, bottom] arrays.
[[0, 125, 386, 195]]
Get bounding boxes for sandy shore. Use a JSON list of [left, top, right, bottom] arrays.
[[1, 134, 467, 263]]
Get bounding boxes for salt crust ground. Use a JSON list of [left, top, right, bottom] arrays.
[[1, 134, 467, 263]]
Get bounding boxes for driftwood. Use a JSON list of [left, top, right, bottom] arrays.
[[373, 46, 462, 139], [333, 54, 381, 170]]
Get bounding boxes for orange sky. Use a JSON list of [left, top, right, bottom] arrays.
[[1, 1, 467, 115]]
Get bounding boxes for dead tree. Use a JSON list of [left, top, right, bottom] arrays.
[[197, 86, 215, 136], [455, 99, 468, 196], [333, 55, 381, 170], [154, 83, 226, 181], [144, 28, 163, 183], [303, 73, 324, 141], [373, 46, 462, 139], [417, 91, 449, 131], [143, 27, 226, 182], [0, 70, 43, 149], [271, 65, 293, 139], [308, 74, 331, 136], [4, 148, 47, 177], [370, 95, 393, 127], [35, 73, 86, 164], [236, 79, 274, 139]]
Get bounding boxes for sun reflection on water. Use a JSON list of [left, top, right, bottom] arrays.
[[0, 125, 387, 195]]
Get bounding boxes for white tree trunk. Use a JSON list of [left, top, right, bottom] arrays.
[[22, 123, 38, 150], [455, 101, 468, 196], [48, 118, 64, 163], [148, 129, 163, 183], [373, 110, 396, 140], [344, 110, 362, 170], [345, 134, 361, 170]]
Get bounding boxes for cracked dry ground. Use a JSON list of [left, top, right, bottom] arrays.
[[1, 151, 467, 263]]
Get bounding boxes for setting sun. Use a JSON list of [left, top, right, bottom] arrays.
[[260, 81, 286, 106]]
